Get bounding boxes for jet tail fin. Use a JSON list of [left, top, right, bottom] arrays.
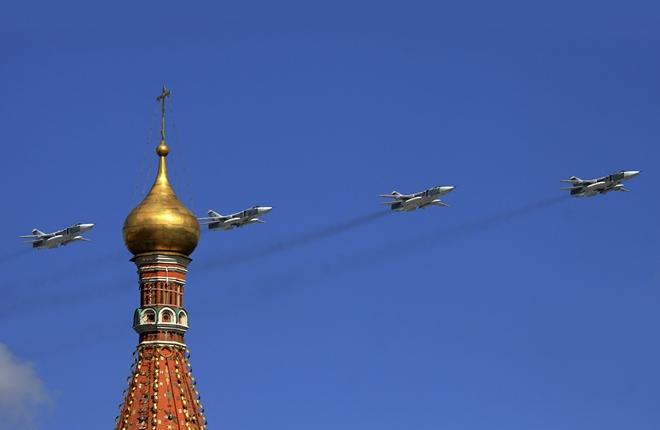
[[208, 209, 223, 218], [560, 176, 582, 184], [32, 229, 45, 236], [379, 191, 404, 198]]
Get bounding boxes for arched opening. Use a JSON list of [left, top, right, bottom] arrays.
[[141, 309, 156, 324], [160, 308, 174, 324], [179, 311, 188, 327]]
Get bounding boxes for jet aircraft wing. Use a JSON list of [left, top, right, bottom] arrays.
[[379, 194, 412, 200], [19, 233, 54, 240], [197, 216, 232, 223]]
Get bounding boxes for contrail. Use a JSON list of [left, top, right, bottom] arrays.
[[1, 197, 567, 323], [1, 273, 135, 323], [0, 248, 30, 267], [6, 250, 126, 292], [394, 195, 569, 250], [203, 195, 570, 313], [196, 210, 391, 271], [1, 253, 133, 322], [38, 196, 569, 351], [0, 211, 392, 325]]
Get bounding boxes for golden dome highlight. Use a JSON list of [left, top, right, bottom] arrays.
[[123, 139, 199, 256]]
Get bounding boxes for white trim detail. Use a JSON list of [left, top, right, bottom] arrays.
[[138, 265, 188, 274], [158, 307, 176, 324], [138, 340, 188, 347], [139, 277, 185, 284]]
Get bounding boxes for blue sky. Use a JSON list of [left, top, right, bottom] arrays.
[[1, 1, 659, 428]]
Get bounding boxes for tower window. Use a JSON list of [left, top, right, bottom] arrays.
[[142, 309, 156, 324], [160, 309, 174, 323]]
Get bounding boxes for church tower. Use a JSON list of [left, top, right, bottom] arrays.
[[116, 87, 206, 430]]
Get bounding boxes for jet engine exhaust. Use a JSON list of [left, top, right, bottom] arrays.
[[3, 196, 568, 323], [205, 195, 570, 312], [4, 250, 127, 300], [197, 210, 392, 271], [0, 248, 31, 267], [0, 211, 392, 321]]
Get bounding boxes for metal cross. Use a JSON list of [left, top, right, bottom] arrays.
[[156, 85, 171, 141]]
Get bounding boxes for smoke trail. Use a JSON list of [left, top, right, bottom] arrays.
[[393, 195, 569, 250], [0, 210, 392, 329], [39, 196, 569, 351], [196, 210, 391, 271], [6, 250, 127, 293], [1, 197, 566, 324], [205, 195, 570, 312], [3, 211, 390, 319], [1, 274, 134, 321], [0, 248, 31, 267]]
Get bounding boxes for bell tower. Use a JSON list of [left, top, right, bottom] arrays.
[[116, 87, 206, 430]]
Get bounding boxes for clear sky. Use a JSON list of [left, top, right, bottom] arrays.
[[1, 1, 659, 429]]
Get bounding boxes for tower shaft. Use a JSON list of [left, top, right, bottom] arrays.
[[115, 253, 206, 430], [133, 254, 190, 345]]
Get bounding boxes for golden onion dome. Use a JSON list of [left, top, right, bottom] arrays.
[[123, 139, 199, 256]]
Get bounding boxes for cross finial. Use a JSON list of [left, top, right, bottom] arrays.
[[156, 85, 171, 141]]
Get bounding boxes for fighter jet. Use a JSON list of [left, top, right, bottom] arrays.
[[561, 170, 641, 197], [380, 186, 455, 211], [19, 223, 95, 249], [198, 206, 273, 231]]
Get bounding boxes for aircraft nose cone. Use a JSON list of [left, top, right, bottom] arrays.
[[625, 170, 641, 178], [259, 207, 273, 214], [444, 186, 455, 192], [80, 223, 95, 230]]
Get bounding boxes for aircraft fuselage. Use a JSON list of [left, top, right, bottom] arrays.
[[390, 186, 454, 211], [207, 207, 272, 230], [27, 223, 95, 250], [567, 171, 640, 197]]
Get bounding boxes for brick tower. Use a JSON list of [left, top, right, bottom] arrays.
[[115, 87, 206, 430]]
